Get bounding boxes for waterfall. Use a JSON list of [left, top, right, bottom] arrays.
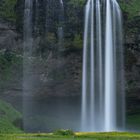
[[81, 0, 125, 132], [34, 0, 39, 33], [58, 0, 64, 51], [23, 0, 33, 131], [105, 0, 115, 131], [60, 0, 64, 6]]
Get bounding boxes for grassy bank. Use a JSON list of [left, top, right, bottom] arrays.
[[0, 99, 22, 133], [0, 132, 140, 140]]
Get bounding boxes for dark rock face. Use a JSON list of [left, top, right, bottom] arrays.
[[35, 53, 82, 98], [0, 0, 84, 101], [0, 20, 23, 110], [21, 52, 82, 99], [0, 20, 22, 51], [124, 16, 140, 114]]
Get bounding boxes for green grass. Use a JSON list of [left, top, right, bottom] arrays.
[[0, 99, 22, 133], [0, 132, 140, 140]]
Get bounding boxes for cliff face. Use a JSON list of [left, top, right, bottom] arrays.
[[118, 0, 140, 113], [124, 17, 140, 113], [0, 0, 139, 114], [0, 0, 84, 101], [0, 23, 82, 101], [0, 21, 16, 50], [0, 21, 22, 107]]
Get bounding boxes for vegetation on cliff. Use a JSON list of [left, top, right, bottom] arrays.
[[0, 0, 17, 22], [120, 0, 140, 19], [0, 52, 22, 81]]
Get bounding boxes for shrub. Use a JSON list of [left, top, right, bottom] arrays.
[[53, 129, 75, 136]]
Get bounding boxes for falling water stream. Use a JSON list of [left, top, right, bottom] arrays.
[[34, 0, 39, 33], [81, 0, 125, 132], [23, 0, 33, 131], [58, 0, 64, 51]]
